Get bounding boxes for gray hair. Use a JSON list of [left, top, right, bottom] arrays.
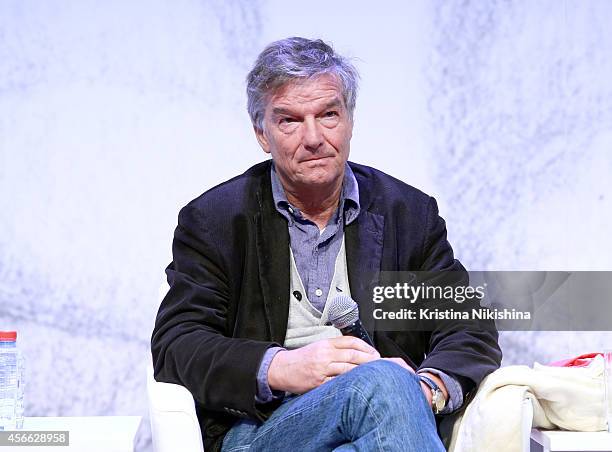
[[246, 37, 359, 130]]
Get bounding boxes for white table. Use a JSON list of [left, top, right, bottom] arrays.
[[531, 429, 612, 452], [4, 416, 142, 452]]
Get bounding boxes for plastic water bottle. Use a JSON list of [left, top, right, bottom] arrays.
[[0, 331, 24, 430]]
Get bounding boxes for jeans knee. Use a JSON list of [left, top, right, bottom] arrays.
[[334, 360, 435, 437], [344, 360, 421, 398]]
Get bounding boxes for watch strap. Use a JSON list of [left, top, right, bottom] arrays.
[[418, 374, 439, 392], [418, 374, 446, 414]]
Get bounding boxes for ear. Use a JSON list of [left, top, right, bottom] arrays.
[[254, 126, 271, 154]]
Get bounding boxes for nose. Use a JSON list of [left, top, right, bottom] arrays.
[[302, 116, 324, 152]]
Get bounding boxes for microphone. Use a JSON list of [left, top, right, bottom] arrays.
[[328, 295, 374, 347]]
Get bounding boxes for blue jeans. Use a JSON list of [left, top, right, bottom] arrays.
[[221, 360, 445, 451]]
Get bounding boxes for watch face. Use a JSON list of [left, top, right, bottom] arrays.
[[433, 391, 446, 413]]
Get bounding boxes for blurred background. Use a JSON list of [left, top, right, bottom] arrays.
[[1, 1, 611, 450]]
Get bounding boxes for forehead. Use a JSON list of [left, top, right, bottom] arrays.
[[266, 74, 344, 112]]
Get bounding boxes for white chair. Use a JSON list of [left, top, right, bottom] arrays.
[[147, 363, 204, 452], [521, 397, 534, 452]]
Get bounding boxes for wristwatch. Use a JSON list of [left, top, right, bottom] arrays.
[[418, 374, 446, 414]]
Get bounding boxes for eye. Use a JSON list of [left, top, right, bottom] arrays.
[[324, 111, 338, 118], [279, 117, 297, 124]]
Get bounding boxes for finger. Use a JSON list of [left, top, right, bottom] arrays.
[[381, 357, 415, 373], [332, 349, 381, 365], [323, 375, 336, 384], [381, 357, 404, 366], [325, 361, 358, 376], [329, 336, 379, 356]]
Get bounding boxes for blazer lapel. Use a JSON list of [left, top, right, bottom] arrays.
[[345, 210, 384, 335], [255, 176, 290, 345]]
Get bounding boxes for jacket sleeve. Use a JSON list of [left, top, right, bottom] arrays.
[[150, 204, 280, 421], [417, 197, 502, 403]]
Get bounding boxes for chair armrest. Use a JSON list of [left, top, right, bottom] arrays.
[[521, 397, 534, 452], [147, 364, 204, 452]]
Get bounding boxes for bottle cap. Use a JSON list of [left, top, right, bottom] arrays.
[[0, 331, 17, 341]]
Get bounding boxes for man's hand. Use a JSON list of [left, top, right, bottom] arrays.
[[268, 336, 380, 394]]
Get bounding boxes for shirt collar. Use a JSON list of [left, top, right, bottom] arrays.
[[270, 161, 360, 226]]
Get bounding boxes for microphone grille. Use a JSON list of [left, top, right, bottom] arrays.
[[328, 295, 359, 329]]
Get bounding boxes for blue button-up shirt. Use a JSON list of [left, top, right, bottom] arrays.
[[270, 163, 360, 312]]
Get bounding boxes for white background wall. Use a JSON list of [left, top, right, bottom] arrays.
[[1, 1, 611, 450]]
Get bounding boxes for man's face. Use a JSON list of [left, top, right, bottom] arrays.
[[255, 74, 353, 192]]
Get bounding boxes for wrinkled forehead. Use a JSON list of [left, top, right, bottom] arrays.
[[264, 73, 346, 113]]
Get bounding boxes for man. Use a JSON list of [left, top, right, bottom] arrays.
[[151, 37, 501, 451]]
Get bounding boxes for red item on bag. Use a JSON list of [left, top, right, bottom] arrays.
[[548, 352, 602, 367]]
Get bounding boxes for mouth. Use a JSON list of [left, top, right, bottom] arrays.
[[301, 155, 333, 163]]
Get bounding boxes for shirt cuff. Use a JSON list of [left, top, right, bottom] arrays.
[[255, 346, 287, 404], [417, 367, 463, 414]]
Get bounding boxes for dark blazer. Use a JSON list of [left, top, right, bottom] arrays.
[[151, 160, 502, 451]]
